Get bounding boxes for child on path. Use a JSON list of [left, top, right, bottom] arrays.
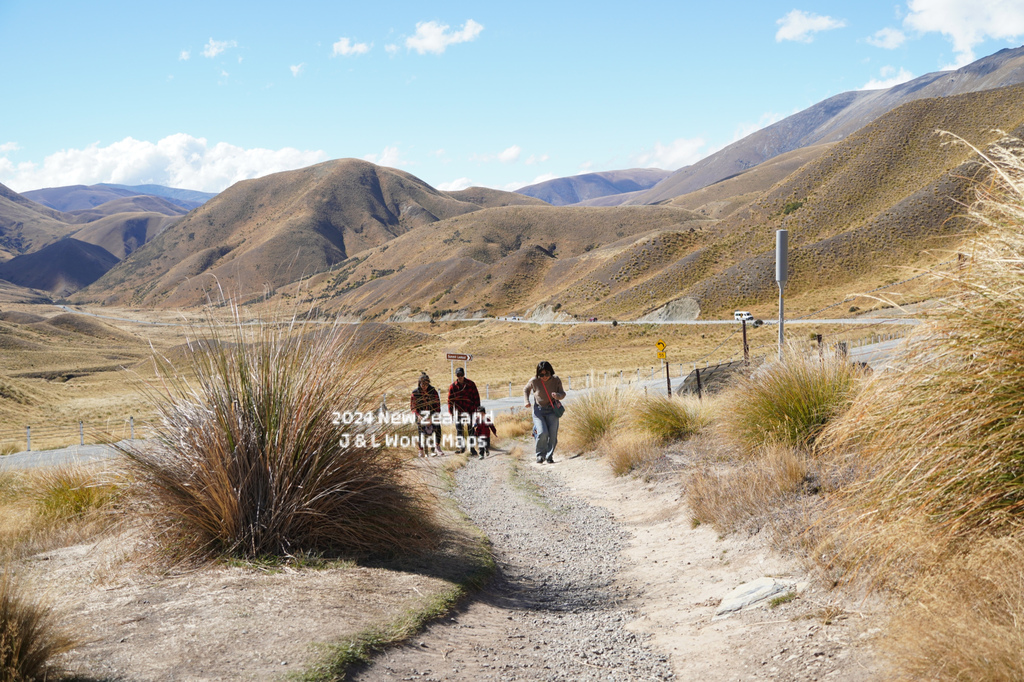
[[473, 406, 497, 459]]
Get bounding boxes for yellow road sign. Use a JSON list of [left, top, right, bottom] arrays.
[[657, 351, 666, 360], [656, 339, 666, 351]]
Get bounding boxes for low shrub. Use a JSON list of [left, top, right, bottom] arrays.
[[721, 350, 862, 451], [29, 465, 121, 522], [687, 441, 814, 533], [636, 395, 709, 443], [601, 431, 660, 477], [561, 388, 636, 452], [120, 316, 440, 561], [494, 408, 532, 440], [0, 570, 76, 681]]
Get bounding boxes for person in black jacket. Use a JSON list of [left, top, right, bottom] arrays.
[[411, 373, 444, 457], [448, 367, 481, 455]]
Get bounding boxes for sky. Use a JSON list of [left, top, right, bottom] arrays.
[[2, 0, 1024, 195]]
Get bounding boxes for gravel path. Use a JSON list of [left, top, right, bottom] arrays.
[[353, 452, 674, 681]]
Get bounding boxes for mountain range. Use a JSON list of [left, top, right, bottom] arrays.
[[1, 46, 1024, 322]]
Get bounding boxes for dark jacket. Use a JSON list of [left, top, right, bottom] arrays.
[[411, 385, 441, 416], [447, 378, 481, 414]]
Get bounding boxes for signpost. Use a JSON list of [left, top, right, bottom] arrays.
[[446, 352, 473, 383], [656, 340, 671, 396]]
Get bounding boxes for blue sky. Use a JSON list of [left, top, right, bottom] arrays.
[[2, 0, 1024, 194]]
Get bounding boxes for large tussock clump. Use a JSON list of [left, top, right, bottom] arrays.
[[122, 315, 439, 561]]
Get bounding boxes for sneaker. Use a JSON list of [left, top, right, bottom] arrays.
[[479, 452, 485, 459], [537, 454, 545, 464], [546, 455, 554, 464]]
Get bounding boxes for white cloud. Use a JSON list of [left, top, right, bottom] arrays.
[[438, 177, 473, 191], [775, 10, 847, 42], [525, 154, 549, 165], [202, 38, 237, 58], [0, 142, 19, 154], [179, 49, 190, 61], [867, 27, 907, 48], [385, 43, 400, 56], [861, 65, 915, 89], [904, 0, 1024, 67], [333, 37, 371, 57], [0, 134, 328, 193], [632, 138, 707, 170], [498, 145, 521, 163], [363, 145, 408, 168], [733, 112, 786, 142], [290, 63, 305, 77], [406, 19, 483, 55]]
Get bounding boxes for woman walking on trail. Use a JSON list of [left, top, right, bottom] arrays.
[[411, 373, 444, 457], [523, 360, 566, 464]]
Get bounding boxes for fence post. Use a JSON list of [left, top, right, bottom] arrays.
[[695, 368, 703, 401], [509, 382, 512, 398], [80, 420, 84, 446], [130, 416, 135, 440], [486, 384, 490, 400], [26, 426, 30, 452]]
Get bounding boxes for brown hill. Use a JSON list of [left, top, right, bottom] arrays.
[[65, 196, 187, 223], [0, 238, 119, 296], [296, 205, 712, 318], [600, 84, 1024, 318], [446, 187, 548, 208], [76, 160, 540, 307], [633, 45, 1024, 205], [71, 212, 180, 259], [515, 169, 673, 206], [275, 83, 1024, 323], [0, 183, 78, 261]]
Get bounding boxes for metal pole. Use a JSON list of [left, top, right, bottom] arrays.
[[776, 229, 788, 361], [695, 368, 703, 401], [486, 384, 490, 400], [80, 420, 84, 446], [665, 361, 672, 397], [26, 426, 30, 452], [508, 381, 512, 398], [742, 319, 749, 365], [130, 415, 135, 440]]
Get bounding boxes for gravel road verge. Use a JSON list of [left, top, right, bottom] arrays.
[[352, 450, 674, 681]]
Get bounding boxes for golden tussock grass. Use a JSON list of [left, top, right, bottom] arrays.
[[719, 349, 864, 452], [816, 137, 1024, 678], [560, 387, 637, 452], [599, 431, 661, 477], [494, 408, 532, 440], [0, 570, 77, 682], [119, 311, 443, 562], [636, 394, 711, 444], [687, 440, 816, 533]]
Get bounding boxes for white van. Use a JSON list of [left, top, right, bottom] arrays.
[[733, 311, 754, 321]]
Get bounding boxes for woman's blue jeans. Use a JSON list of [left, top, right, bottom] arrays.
[[533, 404, 560, 460]]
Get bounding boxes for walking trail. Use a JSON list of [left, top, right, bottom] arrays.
[[354, 447, 885, 681]]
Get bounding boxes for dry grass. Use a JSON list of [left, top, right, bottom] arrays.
[[494, 408, 532, 440], [815, 138, 1024, 678], [600, 431, 661, 477], [119, 312, 442, 562], [687, 441, 815, 533], [561, 387, 637, 452], [882, 534, 1024, 681], [28, 465, 122, 522], [720, 349, 863, 452], [0, 570, 76, 681], [636, 394, 710, 443]]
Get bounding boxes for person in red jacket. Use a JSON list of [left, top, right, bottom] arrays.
[[411, 373, 444, 457], [472, 405, 497, 459], [447, 367, 481, 454]]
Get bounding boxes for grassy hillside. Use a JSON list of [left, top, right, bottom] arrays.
[[0, 184, 78, 262], [70, 212, 180, 259], [603, 84, 1024, 318], [290, 205, 711, 319], [0, 238, 119, 296], [76, 160, 542, 308]]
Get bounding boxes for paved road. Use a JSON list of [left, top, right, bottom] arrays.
[[0, 443, 124, 470]]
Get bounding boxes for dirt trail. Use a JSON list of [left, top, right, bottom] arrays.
[[355, 449, 885, 681]]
